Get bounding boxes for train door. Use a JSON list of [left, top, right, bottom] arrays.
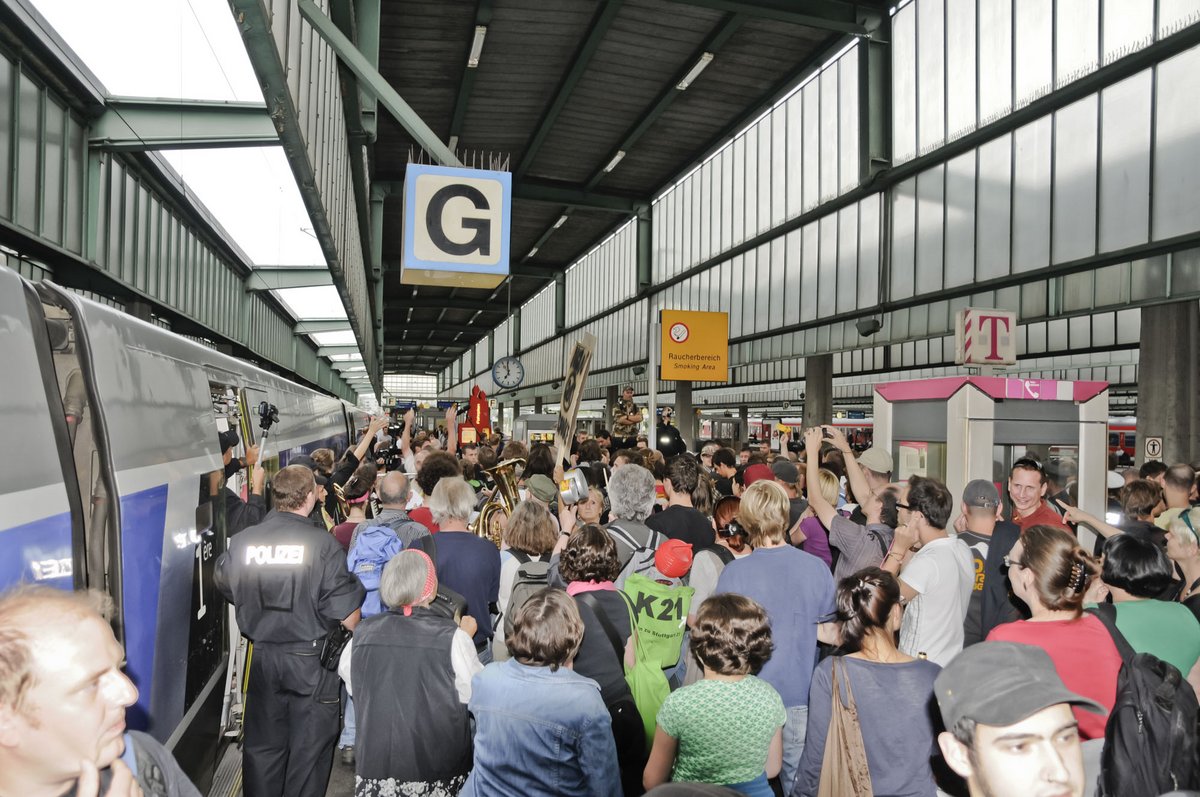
[[0, 268, 88, 592]]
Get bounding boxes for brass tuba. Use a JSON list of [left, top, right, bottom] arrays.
[[471, 458, 525, 546]]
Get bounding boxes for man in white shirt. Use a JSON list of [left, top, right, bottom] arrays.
[[881, 475, 974, 665]]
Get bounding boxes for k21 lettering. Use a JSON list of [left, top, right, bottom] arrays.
[[631, 591, 686, 622]]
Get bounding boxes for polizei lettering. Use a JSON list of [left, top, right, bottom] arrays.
[[245, 544, 306, 565]]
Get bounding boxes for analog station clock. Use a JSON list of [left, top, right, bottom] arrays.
[[492, 356, 525, 389]]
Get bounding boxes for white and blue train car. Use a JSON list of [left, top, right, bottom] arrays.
[[0, 264, 364, 790]]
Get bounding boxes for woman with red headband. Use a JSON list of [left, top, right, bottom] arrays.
[[338, 549, 482, 796]]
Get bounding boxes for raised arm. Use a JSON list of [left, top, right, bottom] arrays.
[[444, 403, 458, 456], [400, 408, 415, 458], [804, 427, 837, 530], [351, 416, 387, 464], [823, 425, 871, 509], [1056, 499, 1124, 539]]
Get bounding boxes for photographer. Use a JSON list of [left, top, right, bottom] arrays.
[[219, 429, 267, 535], [325, 416, 388, 522]]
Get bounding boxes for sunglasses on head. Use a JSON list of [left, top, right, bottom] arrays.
[[1013, 457, 1045, 474]]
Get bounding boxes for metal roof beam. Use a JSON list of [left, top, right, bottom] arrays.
[[295, 319, 353, 334], [391, 296, 503, 313], [447, 0, 496, 147], [664, 0, 877, 35], [513, 0, 625, 179], [296, 0, 462, 167], [385, 323, 479, 335], [514, 179, 649, 213], [246, 267, 334, 291], [317, 346, 363, 357], [89, 98, 278, 151], [585, 13, 746, 191]]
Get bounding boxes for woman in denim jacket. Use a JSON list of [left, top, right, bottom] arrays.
[[463, 588, 622, 797]]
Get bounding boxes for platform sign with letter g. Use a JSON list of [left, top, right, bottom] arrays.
[[402, 164, 511, 288]]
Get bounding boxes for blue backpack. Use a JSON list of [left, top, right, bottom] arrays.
[[347, 525, 404, 617]]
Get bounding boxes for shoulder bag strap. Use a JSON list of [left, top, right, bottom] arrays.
[[576, 591, 625, 663], [1086, 603, 1137, 663]]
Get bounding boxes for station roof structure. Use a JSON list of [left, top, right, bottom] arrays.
[[236, 0, 891, 377]]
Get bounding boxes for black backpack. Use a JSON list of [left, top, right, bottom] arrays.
[[1088, 603, 1200, 797], [503, 550, 550, 639]]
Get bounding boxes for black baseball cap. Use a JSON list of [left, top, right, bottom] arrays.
[[219, 429, 240, 453], [935, 642, 1104, 729]]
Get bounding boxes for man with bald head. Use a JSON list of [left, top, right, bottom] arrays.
[[0, 586, 201, 797], [351, 471, 431, 550]]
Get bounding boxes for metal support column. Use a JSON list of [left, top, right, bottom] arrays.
[[637, 207, 653, 291], [858, 14, 891, 183], [554, 271, 566, 334], [354, 0, 381, 141]]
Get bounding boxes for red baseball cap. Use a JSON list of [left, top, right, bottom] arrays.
[[743, 463, 774, 486]]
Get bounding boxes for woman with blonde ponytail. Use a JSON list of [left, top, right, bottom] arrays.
[[794, 568, 941, 797], [986, 524, 1120, 740]]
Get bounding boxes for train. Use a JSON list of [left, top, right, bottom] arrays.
[[0, 265, 368, 792]]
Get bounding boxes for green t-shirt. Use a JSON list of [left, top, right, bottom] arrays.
[[657, 675, 786, 785], [1111, 599, 1200, 675]]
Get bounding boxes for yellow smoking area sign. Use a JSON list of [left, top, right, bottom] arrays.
[[660, 310, 729, 382]]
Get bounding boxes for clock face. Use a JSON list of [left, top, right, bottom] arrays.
[[492, 356, 525, 389], [669, 322, 689, 343]]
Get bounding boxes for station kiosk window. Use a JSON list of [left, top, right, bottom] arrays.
[[874, 377, 1109, 549]]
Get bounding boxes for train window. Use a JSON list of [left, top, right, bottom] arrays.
[[1109, 432, 1120, 448], [1126, 432, 1136, 449]]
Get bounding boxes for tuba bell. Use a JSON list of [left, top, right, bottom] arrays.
[[471, 458, 525, 546]]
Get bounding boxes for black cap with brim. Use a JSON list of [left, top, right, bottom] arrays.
[[935, 641, 1106, 729], [219, 429, 240, 453]]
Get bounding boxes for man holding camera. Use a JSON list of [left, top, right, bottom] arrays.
[[214, 465, 365, 797]]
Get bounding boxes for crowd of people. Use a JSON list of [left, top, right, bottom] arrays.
[[3, 390, 1200, 797]]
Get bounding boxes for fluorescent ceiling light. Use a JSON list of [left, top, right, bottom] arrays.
[[468, 26, 487, 68], [448, 135, 459, 151], [676, 52, 714, 91], [553, 215, 568, 229], [603, 150, 626, 173], [527, 246, 539, 258]]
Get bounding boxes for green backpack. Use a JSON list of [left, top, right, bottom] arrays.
[[578, 578, 695, 746]]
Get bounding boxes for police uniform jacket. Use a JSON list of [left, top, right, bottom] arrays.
[[214, 509, 365, 643]]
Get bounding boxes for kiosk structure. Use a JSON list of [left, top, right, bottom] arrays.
[[873, 377, 1109, 549]]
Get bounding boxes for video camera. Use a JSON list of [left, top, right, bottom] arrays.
[[258, 401, 279, 431]]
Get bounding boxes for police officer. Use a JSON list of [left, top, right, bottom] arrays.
[[214, 465, 365, 797]]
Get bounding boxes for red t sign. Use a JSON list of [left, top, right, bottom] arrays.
[[978, 313, 1011, 361]]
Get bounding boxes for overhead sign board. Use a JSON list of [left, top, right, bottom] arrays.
[[402, 163, 511, 289], [660, 310, 729, 382], [954, 307, 1017, 366]]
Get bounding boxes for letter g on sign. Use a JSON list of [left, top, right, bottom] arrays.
[[426, 184, 491, 257]]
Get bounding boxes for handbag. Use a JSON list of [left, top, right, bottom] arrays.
[[817, 657, 874, 797], [318, 623, 352, 672]]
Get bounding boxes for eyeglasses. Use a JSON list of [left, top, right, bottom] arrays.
[[1003, 554, 1026, 569], [895, 502, 911, 511]]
